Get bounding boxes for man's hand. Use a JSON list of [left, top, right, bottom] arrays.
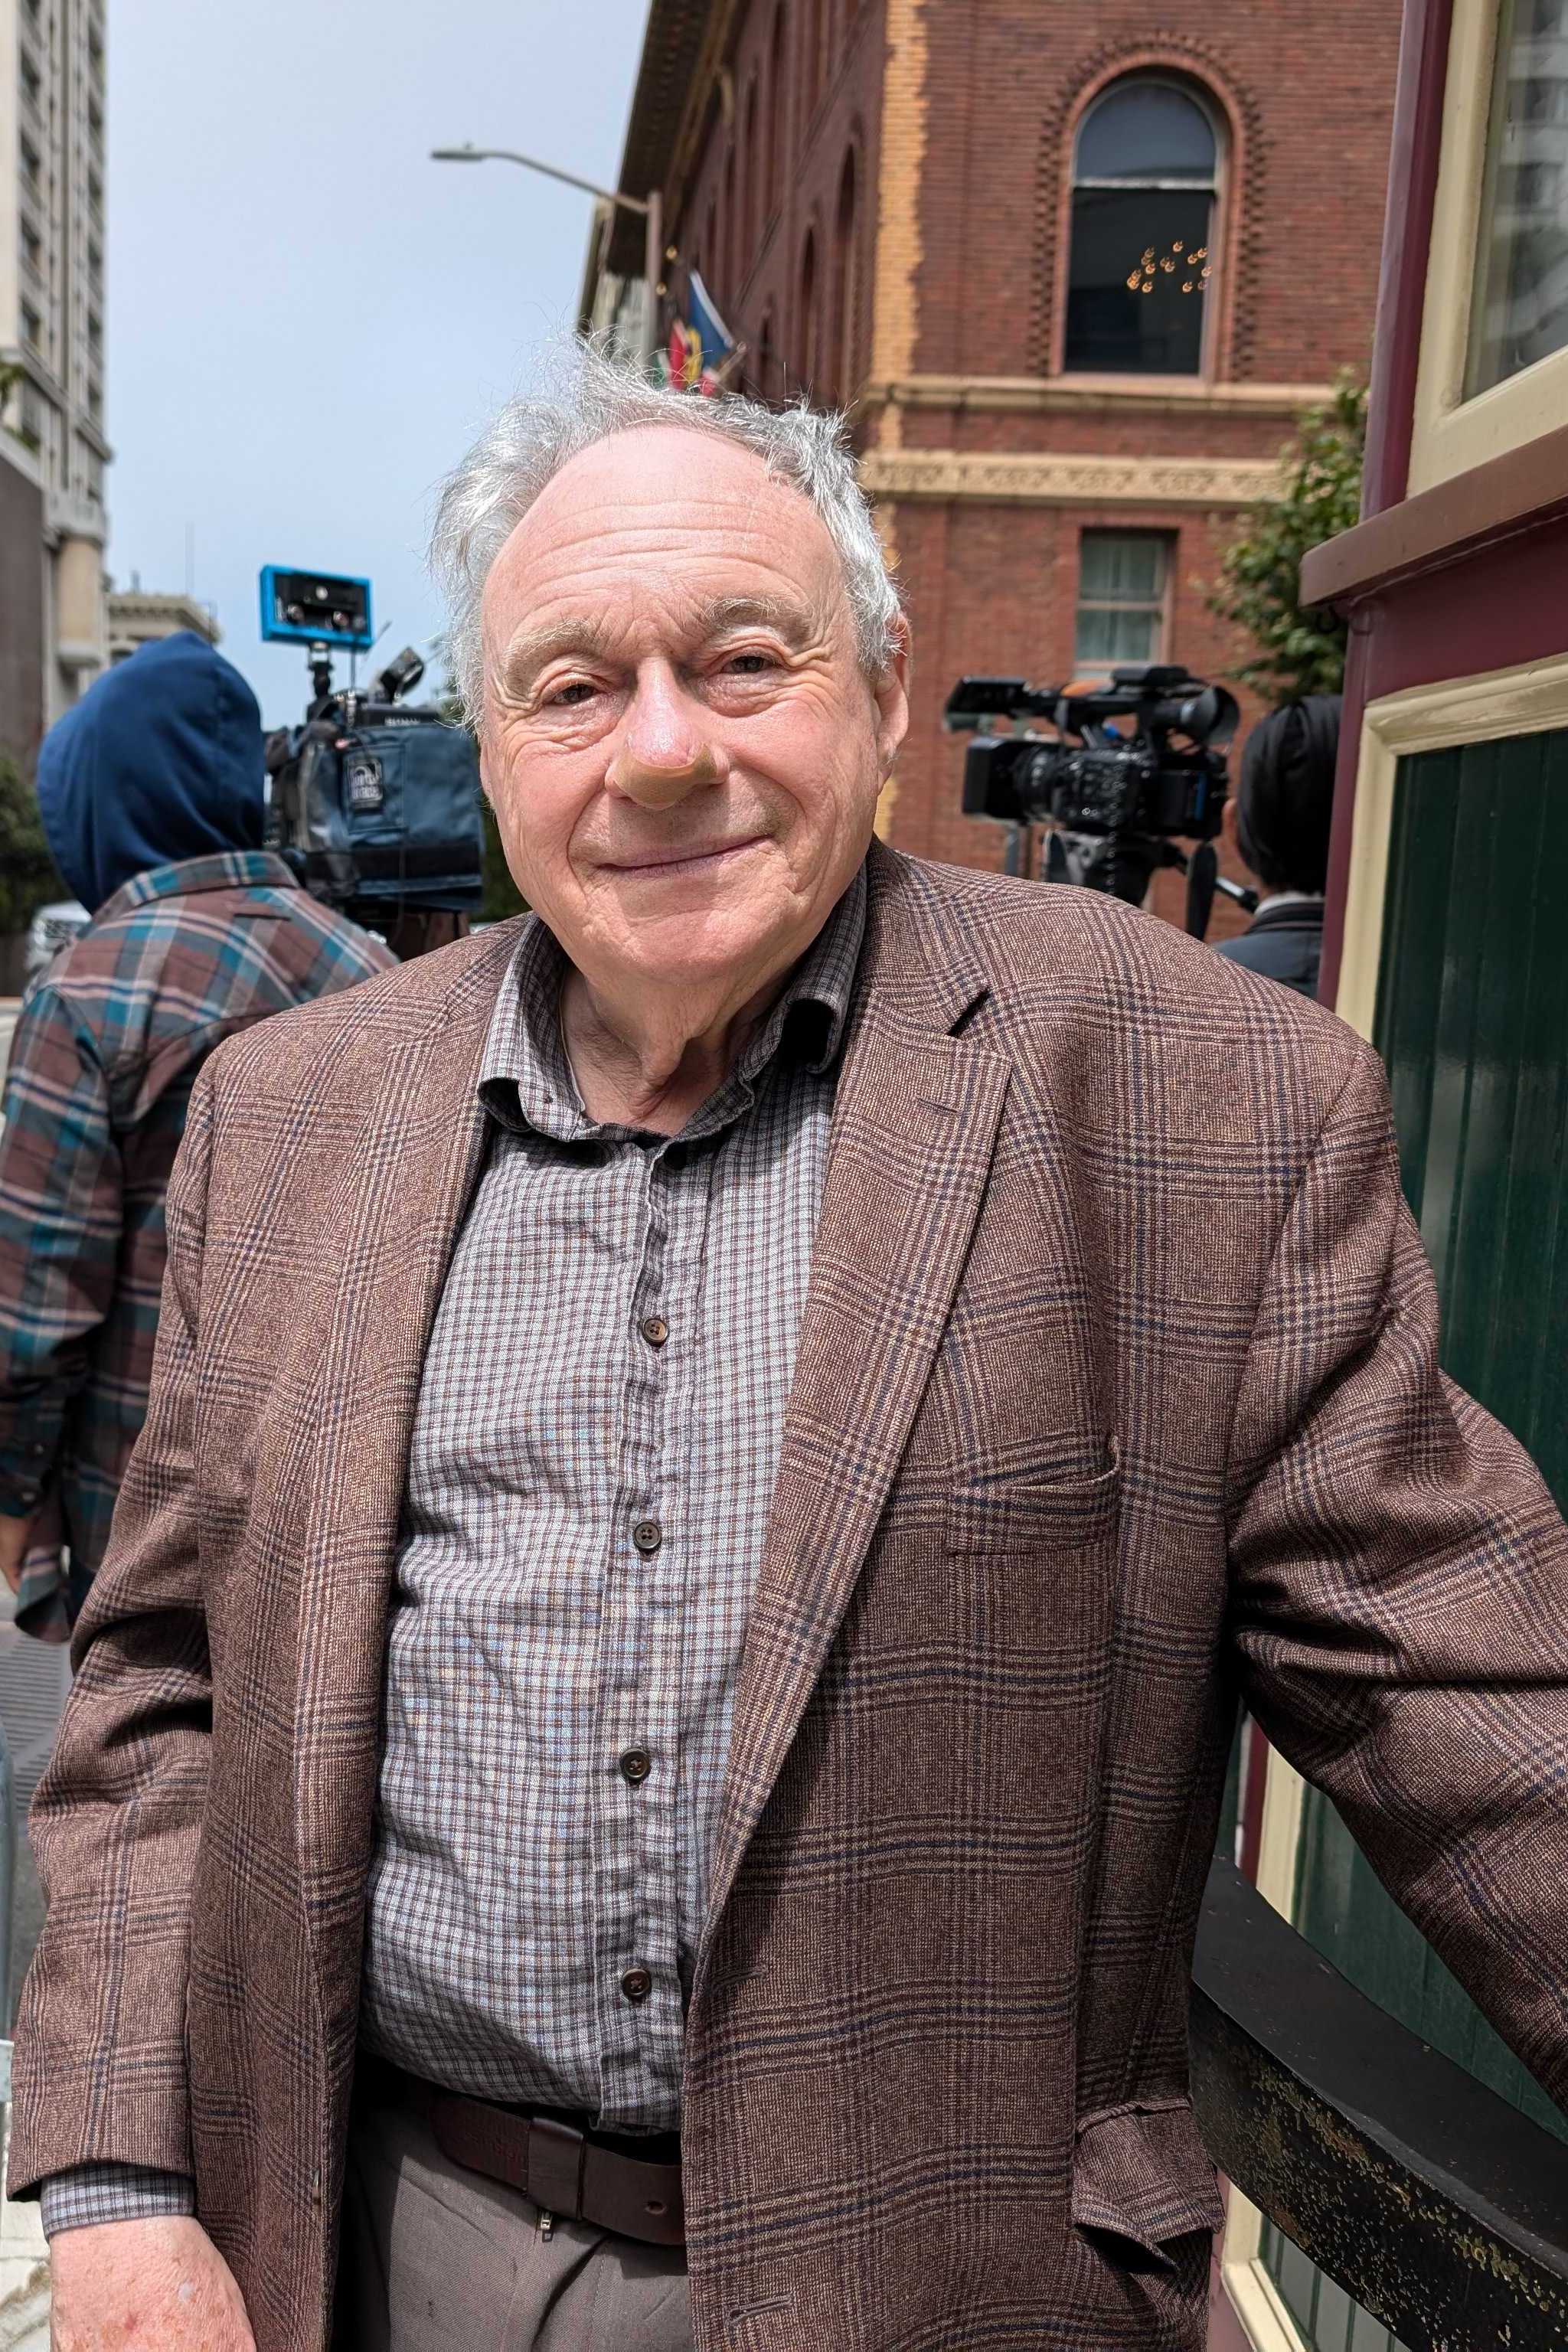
[[50, 2216, 255, 2350], [0, 1510, 34, 1595]]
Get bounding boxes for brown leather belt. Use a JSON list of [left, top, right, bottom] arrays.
[[358, 2055, 685, 2249]]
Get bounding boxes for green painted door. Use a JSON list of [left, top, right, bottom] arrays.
[[1256, 728, 1568, 2351]]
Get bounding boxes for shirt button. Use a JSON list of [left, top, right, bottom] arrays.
[[621, 1966, 653, 2003], [619, 1747, 652, 1785], [640, 1316, 669, 1348], [632, 1519, 662, 1556]]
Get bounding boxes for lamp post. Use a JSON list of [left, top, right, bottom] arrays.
[[430, 144, 662, 363]]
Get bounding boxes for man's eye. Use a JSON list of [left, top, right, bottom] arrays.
[[550, 681, 596, 707], [722, 652, 774, 675]]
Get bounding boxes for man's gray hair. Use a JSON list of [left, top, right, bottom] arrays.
[[430, 338, 903, 727]]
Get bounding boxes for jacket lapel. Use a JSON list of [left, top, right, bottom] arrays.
[[701, 849, 1011, 1949], [293, 925, 523, 2037]]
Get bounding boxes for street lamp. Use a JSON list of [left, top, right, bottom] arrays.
[[430, 143, 662, 360]]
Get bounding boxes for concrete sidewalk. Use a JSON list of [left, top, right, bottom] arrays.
[[0, 1618, 62, 2350]]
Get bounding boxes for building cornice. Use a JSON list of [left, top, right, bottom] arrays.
[[857, 449, 1284, 507], [861, 375, 1336, 420]]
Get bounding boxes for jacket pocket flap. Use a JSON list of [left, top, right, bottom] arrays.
[[947, 1447, 1119, 1554], [1071, 2100, 1223, 2268]]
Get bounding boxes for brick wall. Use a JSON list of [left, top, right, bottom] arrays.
[[653, 0, 1400, 923], [670, 0, 885, 408]]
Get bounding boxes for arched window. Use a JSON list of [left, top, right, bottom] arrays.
[[722, 145, 737, 296], [1063, 77, 1220, 377], [805, 0, 823, 119], [765, 7, 787, 227], [799, 226, 818, 394], [743, 78, 760, 266], [828, 145, 858, 403]]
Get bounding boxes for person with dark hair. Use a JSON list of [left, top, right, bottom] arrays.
[[1217, 692, 1341, 999]]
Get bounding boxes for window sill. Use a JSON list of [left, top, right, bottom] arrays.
[[1299, 414, 1568, 608], [862, 374, 1332, 416]]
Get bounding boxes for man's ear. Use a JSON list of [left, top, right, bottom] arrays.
[[872, 614, 912, 779]]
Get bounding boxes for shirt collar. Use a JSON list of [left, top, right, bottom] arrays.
[[479, 858, 868, 1146], [1254, 890, 1324, 916], [96, 850, 301, 923]]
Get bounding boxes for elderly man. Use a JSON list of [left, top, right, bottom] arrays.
[[14, 349, 1568, 2352]]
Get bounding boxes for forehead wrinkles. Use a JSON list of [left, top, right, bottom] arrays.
[[484, 472, 845, 661]]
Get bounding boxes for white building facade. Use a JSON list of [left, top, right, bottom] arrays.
[[0, 0, 109, 731]]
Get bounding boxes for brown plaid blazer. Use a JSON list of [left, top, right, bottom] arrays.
[[13, 844, 1568, 2351]]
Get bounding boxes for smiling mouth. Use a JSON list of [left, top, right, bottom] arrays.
[[602, 835, 768, 878]]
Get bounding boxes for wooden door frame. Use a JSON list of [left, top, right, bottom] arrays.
[[1337, 652, 1568, 1040], [1221, 646, 1568, 2346]]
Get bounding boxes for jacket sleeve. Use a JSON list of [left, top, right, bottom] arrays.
[[0, 982, 123, 1518], [1227, 1038, 1568, 2107], [6, 1065, 217, 2197]]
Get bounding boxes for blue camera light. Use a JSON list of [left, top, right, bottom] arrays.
[[260, 566, 374, 652]]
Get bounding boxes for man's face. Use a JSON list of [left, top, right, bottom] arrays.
[[479, 425, 908, 1004]]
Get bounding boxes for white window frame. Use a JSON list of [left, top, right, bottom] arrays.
[[1410, 0, 1568, 492]]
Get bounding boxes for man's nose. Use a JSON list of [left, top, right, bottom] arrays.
[[606, 668, 726, 808]]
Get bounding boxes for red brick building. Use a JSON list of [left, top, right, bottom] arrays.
[[586, 0, 1401, 923]]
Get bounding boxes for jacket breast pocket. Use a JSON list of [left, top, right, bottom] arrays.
[[941, 1446, 1120, 1679], [946, 1443, 1119, 1557]]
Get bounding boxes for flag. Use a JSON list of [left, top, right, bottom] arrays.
[[687, 270, 735, 374], [668, 317, 702, 389]]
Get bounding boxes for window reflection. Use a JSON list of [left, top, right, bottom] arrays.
[[1467, 0, 1568, 394]]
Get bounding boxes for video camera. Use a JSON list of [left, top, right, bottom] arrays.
[[944, 664, 1243, 930], [260, 566, 485, 933]]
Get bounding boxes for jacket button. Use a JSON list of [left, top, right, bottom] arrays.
[[620, 1748, 652, 1785], [621, 1966, 653, 2003], [632, 1519, 662, 1556]]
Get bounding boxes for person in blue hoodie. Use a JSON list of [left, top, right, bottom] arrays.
[[0, 632, 394, 1635]]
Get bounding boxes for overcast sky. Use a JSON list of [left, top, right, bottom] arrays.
[[107, 0, 649, 726]]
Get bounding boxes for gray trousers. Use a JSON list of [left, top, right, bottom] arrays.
[[334, 2087, 694, 2352]]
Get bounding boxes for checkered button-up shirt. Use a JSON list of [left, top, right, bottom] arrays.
[[41, 866, 864, 2231], [358, 866, 865, 2127]]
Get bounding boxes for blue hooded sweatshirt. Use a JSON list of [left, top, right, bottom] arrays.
[[35, 631, 265, 913]]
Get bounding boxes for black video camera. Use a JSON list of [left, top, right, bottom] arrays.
[[944, 665, 1239, 919], [264, 642, 485, 931]]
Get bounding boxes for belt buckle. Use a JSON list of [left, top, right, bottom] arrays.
[[527, 2113, 587, 2230]]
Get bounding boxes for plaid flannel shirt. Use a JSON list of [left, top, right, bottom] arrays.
[[0, 851, 394, 1635]]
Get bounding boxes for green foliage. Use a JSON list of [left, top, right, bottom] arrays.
[[1208, 374, 1367, 702], [0, 750, 65, 936], [0, 361, 38, 455]]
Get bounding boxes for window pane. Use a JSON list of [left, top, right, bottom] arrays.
[[1466, 0, 1568, 394], [1076, 83, 1217, 184], [1076, 604, 1160, 669], [1080, 533, 1165, 599], [1065, 188, 1213, 373]]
